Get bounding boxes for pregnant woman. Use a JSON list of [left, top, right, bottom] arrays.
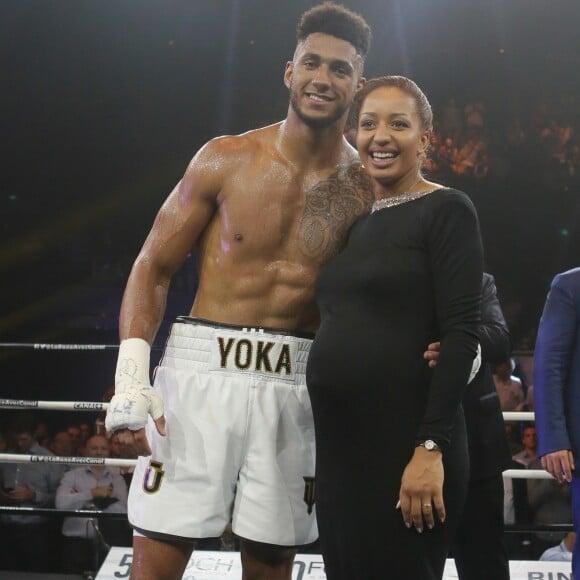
[[307, 76, 483, 579]]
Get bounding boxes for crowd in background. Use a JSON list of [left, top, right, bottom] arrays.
[[0, 412, 133, 574], [425, 96, 580, 185], [0, 410, 237, 574]]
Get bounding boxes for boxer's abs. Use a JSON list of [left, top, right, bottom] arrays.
[[190, 257, 321, 333]]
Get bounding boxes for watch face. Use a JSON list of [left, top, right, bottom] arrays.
[[424, 440, 435, 450]]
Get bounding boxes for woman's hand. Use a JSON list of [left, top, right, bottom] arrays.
[[398, 446, 445, 532]]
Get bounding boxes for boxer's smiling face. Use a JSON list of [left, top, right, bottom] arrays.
[[285, 32, 364, 129]]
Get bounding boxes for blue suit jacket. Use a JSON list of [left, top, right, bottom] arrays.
[[534, 267, 580, 459]]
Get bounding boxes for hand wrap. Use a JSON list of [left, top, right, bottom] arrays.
[[105, 338, 164, 433]]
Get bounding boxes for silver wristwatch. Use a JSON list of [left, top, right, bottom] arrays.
[[418, 439, 442, 452]]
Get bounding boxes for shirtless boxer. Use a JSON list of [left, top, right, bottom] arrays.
[[105, 4, 442, 579]]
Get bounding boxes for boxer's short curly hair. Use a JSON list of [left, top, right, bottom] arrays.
[[297, 2, 372, 60]]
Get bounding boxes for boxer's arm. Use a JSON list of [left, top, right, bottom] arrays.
[[120, 140, 226, 343], [106, 139, 231, 454]]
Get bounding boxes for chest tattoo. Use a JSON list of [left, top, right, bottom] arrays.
[[298, 164, 374, 262]]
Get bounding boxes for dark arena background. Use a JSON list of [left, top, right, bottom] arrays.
[[0, 0, 579, 577]]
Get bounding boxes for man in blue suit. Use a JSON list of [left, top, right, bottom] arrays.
[[534, 267, 580, 577]]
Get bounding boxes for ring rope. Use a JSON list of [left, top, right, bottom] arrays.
[[0, 505, 129, 518], [0, 398, 536, 422], [0, 342, 116, 351], [0, 454, 552, 478], [0, 399, 109, 411], [0, 341, 162, 351], [0, 399, 108, 411], [0, 342, 532, 354], [0, 453, 137, 468], [502, 469, 553, 480], [503, 411, 534, 421]]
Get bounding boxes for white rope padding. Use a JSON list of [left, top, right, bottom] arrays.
[[0, 342, 116, 350], [503, 469, 554, 480], [0, 453, 137, 468], [0, 399, 108, 411], [503, 411, 535, 421], [0, 454, 553, 478], [0, 398, 535, 422], [0, 342, 162, 351]]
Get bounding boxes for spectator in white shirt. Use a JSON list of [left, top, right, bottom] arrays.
[[0, 415, 62, 572], [56, 435, 128, 573], [540, 532, 575, 562]]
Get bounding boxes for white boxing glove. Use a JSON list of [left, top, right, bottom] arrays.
[[467, 343, 482, 384], [105, 338, 165, 434]]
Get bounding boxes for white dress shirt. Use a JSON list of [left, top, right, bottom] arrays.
[[55, 466, 128, 538], [540, 539, 573, 562]]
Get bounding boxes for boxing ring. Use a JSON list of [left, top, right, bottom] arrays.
[[0, 342, 573, 579]]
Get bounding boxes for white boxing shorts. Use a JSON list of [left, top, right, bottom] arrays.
[[128, 317, 317, 547]]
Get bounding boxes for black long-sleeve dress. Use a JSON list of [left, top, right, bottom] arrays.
[[306, 188, 483, 579]]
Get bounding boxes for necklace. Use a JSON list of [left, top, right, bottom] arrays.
[[371, 187, 443, 213]]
